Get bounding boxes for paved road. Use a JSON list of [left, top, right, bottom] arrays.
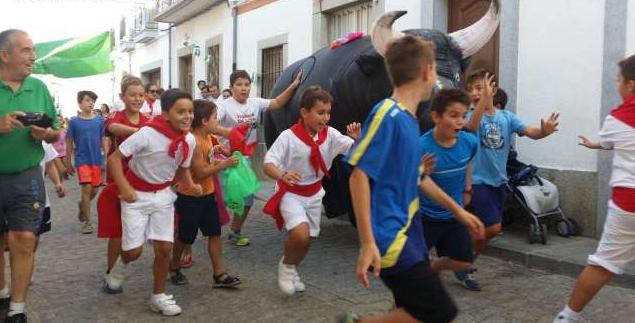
[[15, 180, 635, 322]]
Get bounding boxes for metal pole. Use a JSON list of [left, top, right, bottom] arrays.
[[232, 6, 237, 71]]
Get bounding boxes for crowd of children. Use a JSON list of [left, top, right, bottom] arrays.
[[32, 36, 633, 321]]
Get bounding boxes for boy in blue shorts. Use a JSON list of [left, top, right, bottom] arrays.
[[461, 69, 560, 288], [343, 35, 483, 323], [419, 89, 483, 291]]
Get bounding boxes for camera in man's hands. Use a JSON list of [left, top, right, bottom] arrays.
[[17, 112, 53, 128]]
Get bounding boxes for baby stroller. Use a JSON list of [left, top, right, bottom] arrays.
[[504, 148, 579, 244]]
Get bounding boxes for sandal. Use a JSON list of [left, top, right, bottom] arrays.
[[213, 272, 241, 288]]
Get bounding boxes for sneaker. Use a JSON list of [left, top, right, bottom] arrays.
[[5, 313, 26, 323], [292, 270, 305, 292], [81, 221, 93, 234], [227, 232, 250, 246], [553, 310, 581, 323], [179, 254, 193, 268], [454, 268, 481, 291], [213, 273, 241, 288], [278, 258, 296, 295], [149, 294, 182, 316], [337, 313, 360, 323], [169, 269, 189, 286], [103, 258, 126, 294]]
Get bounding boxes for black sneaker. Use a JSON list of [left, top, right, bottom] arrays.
[[5, 313, 26, 323], [0, 297, 9, 310], [213, 273, 241, 288], [169, 269, 189, 286]]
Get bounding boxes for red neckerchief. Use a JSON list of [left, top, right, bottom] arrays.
[[263, 180, 323, 230], [145, 116, 189, 166], [290, 119, 330, 178], [228, 123, 257, 156], [610, 95, 635, 128], [146, 98, 156, 114]]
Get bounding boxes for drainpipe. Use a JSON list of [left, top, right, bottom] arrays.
[[168, 23, 173, 88], [232, 6, 237, 71]]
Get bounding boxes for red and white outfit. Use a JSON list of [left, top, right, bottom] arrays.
[[588, 95, 635, 274], [140, 98, 162, 116], [217, 97, 271, 154], [263, 121, 354, 237], [118, 117, 195, 251]]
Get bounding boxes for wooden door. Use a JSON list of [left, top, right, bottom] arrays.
[[448, 0, 500, 76], [179, 55, 193, 95]]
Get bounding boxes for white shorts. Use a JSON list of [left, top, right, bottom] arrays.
[[280, 188, 325, 237], [121, 187, 178, 251], [588, 200, 635, 274]]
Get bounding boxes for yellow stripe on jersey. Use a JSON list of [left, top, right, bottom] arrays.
[[347, 100, 395, 166], [380, 197, 420, 268]]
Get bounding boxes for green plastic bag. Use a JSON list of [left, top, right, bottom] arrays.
[[221, 152, 261, 215]]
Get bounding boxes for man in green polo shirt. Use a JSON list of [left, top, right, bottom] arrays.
[[0, 29, 60, 323]]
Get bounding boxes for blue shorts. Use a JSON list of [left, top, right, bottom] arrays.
[[422, 216, 473, 263], [471, 184, 507, 227]]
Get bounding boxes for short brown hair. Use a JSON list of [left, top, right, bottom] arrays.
[[466, 68, 497, 86], [121, 75, 144, 94], [430, 89, 470, 116], [77, 90, 97, 104], [192, 99, 217, 129], [230, 70, 251, 86], [619, 54, 635, 82], [300, 86, 333, 110], [384, 35, 436, 87]]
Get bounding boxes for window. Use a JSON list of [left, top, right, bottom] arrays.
[[327, 1, 375, 41], [206, 44, 220, 89], [142, 69, 161, 89], [260, 45, 283, 99], [179, 55, 193, 95]]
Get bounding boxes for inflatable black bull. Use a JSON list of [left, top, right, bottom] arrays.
[[264, 1, 500, 222]]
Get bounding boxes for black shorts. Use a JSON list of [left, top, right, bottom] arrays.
[[0, 166, 45, 234], [175, 193, 221, 244], [380, 260, 458, 323], [423, 216, 474, 263]]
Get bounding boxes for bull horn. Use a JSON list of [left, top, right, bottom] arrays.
[[449, 0, 501, 59], [371, 10, 407, 57]]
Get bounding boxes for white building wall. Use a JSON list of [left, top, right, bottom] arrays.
[[515, 0, 605, 172], [129, 35, 170, 81], [384, 0, 423, 30], [236, 0, 313, 96], [627, 0, 635, 56], [173, 4, 233, 90]]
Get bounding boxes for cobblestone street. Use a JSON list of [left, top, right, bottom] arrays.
[[17, 181, 635, 322]]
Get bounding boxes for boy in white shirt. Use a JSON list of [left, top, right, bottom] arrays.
[[217, 69, 302, 246], [108, 89, 201, 316], [263, 86, 360, 295]]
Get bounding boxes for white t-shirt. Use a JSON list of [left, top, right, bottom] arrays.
[[41, 142, 59, 207], [119, 127, 196, 185], [140, 99, 162, 116], [599, 114, 635, 189], [264, 126, 354, 185], [217, 97, 271, 146]]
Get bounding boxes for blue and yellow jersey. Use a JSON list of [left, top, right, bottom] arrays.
[[345, 98, 427, 274]]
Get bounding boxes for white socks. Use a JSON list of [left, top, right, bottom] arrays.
[[555, 305, 581, 322], [8, 302, 25, 317]]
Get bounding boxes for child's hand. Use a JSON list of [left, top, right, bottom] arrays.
[[456, 209, 485, 240], [119, 187, 137, 203], [281, 171, 302, 186], [346, 122, 361, 141], [578, 135, 601, 149], [190, 184, 203, 196], [356, 244, 381, 288], [421, 153, 436, 176], [220, 156, 239, 169], [64, 160, 75, 177], [541, 112, 560, 136], [483, 73, 496, 100], [55, 184, 66, 198], [291, 70, 303, 89]]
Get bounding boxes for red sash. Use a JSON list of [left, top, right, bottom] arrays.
[[290, 120, 330, 178], [228, 123, 257, 156], [263, 180, 323, 230], [613, 187, 635, 213], [610, 95, 635, 128], [145, 116, 190, 166]]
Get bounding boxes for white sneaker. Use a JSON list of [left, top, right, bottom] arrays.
[[293, 270, 305, 292], [149, 294, 182, 316], [553, 312, 579, 323], [278, 258, 296, 295], [104, 258, 126, 294]]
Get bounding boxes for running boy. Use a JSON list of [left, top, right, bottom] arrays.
[[554, 55, 635, 323], [460, 69, 559, 288], [65, 90, 106, 234], [98, 75, 149, 294], [263, 85, 360, 295], [108, 89, 200, 316], [169, 99, 241, 288], [419, 89, 481, 288], [216, 69, 302, 246], [343, 35, 483, 323]]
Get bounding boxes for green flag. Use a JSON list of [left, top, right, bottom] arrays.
[[33, 31, 114, 78]]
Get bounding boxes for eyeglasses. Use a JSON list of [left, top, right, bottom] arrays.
[[148, 90, 158, 94]]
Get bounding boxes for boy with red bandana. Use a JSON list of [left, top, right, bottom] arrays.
[[108, 89, 201, 316], [263, 86, 360, 295]]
